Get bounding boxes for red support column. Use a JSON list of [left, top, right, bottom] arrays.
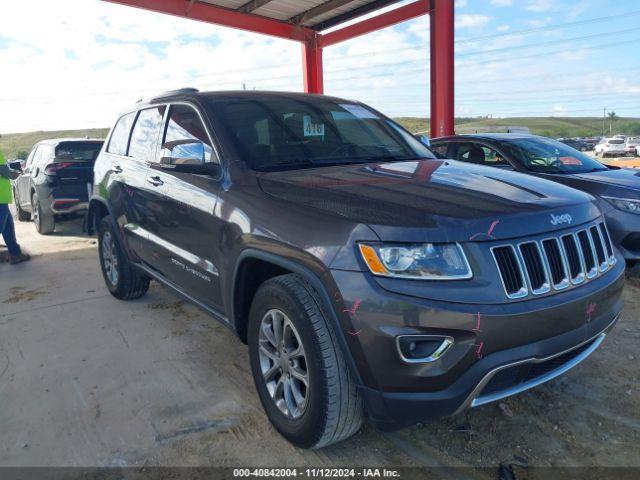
[[430, 0, 455, 138], [302, 34, 324, 94]]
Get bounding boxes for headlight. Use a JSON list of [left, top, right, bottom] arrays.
[[358, 243, 472, 280], [603, 196, 640, 215]]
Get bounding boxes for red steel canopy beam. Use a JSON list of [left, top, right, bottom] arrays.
[[302, 35, 324, 94], [320, 0, 430, 47], [430, 0, 455, 137], [103, 0, 312, 41]]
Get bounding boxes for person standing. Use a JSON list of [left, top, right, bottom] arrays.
[[0, 149, 30, 264]]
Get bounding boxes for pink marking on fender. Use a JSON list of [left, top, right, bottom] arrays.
[[475, 341, 484, 359], [343, 299, 362, 320], [585, 302, 597, 323], [347, 330, 362, 336]]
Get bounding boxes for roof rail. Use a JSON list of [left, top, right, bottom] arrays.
[[151, 87, 199, 100]]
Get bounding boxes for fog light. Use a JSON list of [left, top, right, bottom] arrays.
[[396, 335, 454, 364]]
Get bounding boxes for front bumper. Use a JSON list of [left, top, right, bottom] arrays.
[[331, 256, 625, 430]]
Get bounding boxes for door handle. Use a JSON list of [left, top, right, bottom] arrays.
[[113, 164, 123, 174], [147, 176, 164, 187]]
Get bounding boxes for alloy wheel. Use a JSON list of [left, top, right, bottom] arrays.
[[101, 231, 119, 286], [258, 308, 309, 419]]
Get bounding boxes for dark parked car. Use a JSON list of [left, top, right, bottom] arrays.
[[89, 90, 623, 448], [13, 138, 104, 234], [431, 134, 640, 261], [558, 138, 589, 152]]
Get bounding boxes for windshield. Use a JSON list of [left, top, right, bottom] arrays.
[[55, 141, 104, 162], [207, 96, 435, 171], [609, 139, 625, 145], [501, 136, 608, 174]]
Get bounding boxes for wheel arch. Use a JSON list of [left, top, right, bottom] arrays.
[[87, 197, 112, 235], [231, 249, 364, 387]]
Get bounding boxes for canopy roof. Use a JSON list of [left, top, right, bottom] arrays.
[[201, 0, 401, 31]]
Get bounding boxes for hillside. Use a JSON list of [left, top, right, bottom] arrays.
[[2, 116, 640, 158], [395, 116, 640, 138], [0, 128, 109, 159]]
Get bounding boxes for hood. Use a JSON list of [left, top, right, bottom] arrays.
[[566, 168, 640, 191], [258, 159, 601, 242]]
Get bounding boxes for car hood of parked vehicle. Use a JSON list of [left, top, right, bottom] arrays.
[[566, 167, 640, 190], [258, 159, 601, 242]]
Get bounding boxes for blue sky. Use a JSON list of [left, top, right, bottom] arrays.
[[0, 0, 639, 133]]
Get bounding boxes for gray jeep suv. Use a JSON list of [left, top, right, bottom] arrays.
[[89, 90, 624, 448]]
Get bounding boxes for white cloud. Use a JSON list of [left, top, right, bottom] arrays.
[[456, 14, 491, 30], [526, 0, 554, 13], [455, 0, 468, 8], [497, 25, 511, 32], [490, 0, 514, 6]]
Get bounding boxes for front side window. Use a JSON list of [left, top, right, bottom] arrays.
[[129, 106, 166, 161], [107, 112, 135, 156], [206, 97, 435, 171], [430, 143, 449, 158], [502, 137, 608, 174], [163, 104, 214, 164]]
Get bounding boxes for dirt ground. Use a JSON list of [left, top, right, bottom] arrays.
[[1, 213, 638, 472]]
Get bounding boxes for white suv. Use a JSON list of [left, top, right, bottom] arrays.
[[625, 137, 640, 157], [595, 138, 627, 158]]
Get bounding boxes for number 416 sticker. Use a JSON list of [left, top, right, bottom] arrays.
[[303, 115, 325, 137]]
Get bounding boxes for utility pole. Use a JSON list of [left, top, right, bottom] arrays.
[[602, 108, 606, 138]]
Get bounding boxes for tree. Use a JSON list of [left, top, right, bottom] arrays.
[[607, 111, 618, 135]]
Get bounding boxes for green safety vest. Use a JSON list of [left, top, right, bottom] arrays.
[[0, 150, 12, 204]]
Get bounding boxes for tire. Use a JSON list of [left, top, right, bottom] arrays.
[[31, 192, 54, 234], [98, 217, 150, 300], [248, 274, 363, 449], [14, 191, 31, 222]]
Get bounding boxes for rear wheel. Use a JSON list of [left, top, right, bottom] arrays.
[[31, 192, 54, 234], [248, 274, 363, 449], [14, 191, 30, 222], [98, 217, 150, 300]]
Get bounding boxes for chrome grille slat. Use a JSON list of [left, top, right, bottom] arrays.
[[492, 221, 616, 299]]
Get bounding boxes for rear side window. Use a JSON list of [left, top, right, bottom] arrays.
[[164, 104, 214, 163], [55, 142, 104, 162], [129, 106, 166, 161], [107, 112, 135, 156]]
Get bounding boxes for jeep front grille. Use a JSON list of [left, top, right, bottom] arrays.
[[491, 221, 616, 299]]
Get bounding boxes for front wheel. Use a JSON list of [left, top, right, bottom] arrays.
[[98, 217, 150, 300], [31, 192, 54, 234], [248, 274, 363, 449]]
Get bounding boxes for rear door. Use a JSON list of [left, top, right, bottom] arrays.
[[121, 105, 167, 267]]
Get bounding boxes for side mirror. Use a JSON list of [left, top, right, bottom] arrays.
[[160, 139, 219, 176], [9, 160, 24, 171], [414, 134, 430, 147]]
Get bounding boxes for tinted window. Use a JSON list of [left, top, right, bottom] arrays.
[[129, 106, 166, 161], [206, 97, 435, 171], [501, 137, 608, 174], [107, 112, 135, 156], [55, 142, 104, 162], [456, 143, 510, 167], [430, 143, 449, 158], [608, 139, 624, 145], [164, 104, 214, 163]]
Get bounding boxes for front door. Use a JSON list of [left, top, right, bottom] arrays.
[[145, 103, 224, 310]]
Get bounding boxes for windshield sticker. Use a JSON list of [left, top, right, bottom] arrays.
[[303, 115, 325, 137], [559, 156, 583, 166], [339, 104, 379, 119]]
